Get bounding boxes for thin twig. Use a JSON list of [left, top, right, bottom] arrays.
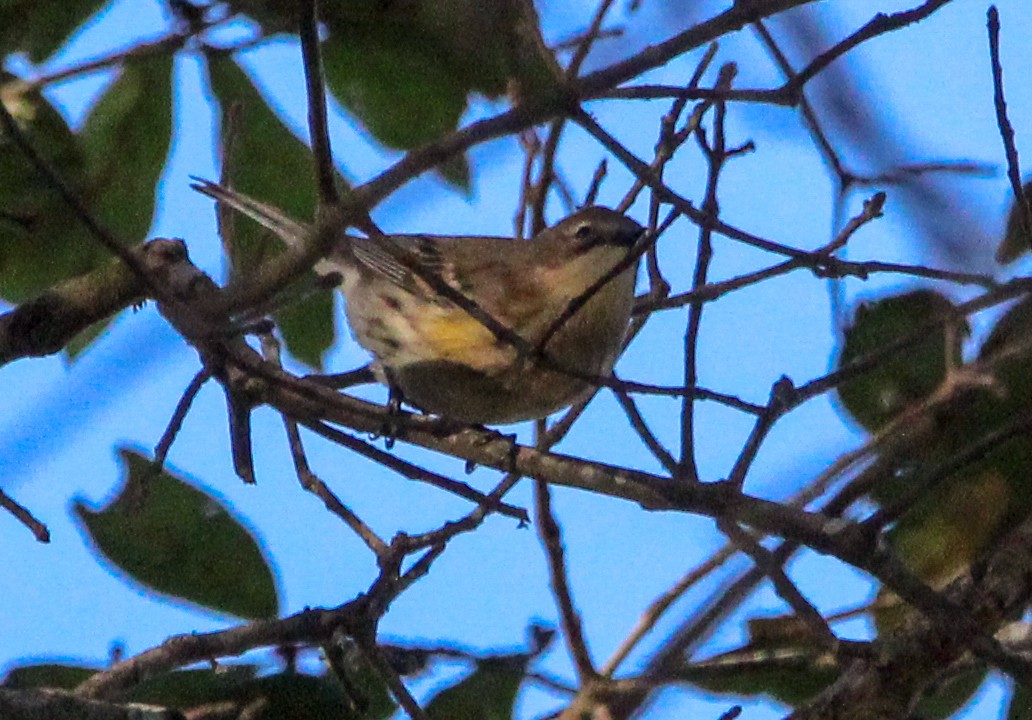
[[289, 434, 390, 558], [21, 32, 190, 90], [516, 130, 541, 238], [223, 384, 256, 484], [154, 369, 212, 469], [298, 0, 339, 208], [680, 63, 737, 478], [531, 0, 618, 232], [719, 521, 837, 648], [260, 332, 388, 557], [643, 255, 993, 313], [0, 487, 50, 543], [399, 472, 525, 551], [618, 43, 718, 214], [753, 20, 853, 188], [533, 470, 596, 682], [612, 389, 679, 474], [783, 0, 955, 101], [300, 420, 529, 523], [77, 601, 367, 699], [600, 544, 736, 677], [725, 376, 795, 490], [987, 6, 1029, 251]]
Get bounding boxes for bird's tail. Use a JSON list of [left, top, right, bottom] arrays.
[[191, 177, 310, 250]]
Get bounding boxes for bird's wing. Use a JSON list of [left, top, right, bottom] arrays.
[[349, 234, 450, 295]]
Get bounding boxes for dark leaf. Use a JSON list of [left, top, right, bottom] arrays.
[[74, 448, 279, 621], [875, 467, 1013, 633], [1008, 679, 1032, 720], [321, 30, 468, 150], [0, 0, 107, 62], [129, 666, 259, 708], [3, 663, 96, 690], [0, 78, 102, 303], [233, 671, 393, 720], [0, 55, 172, 355], [204, 53, 336, 368], [322, 0, 560, 100], [996, 179, 1032, 264], [272, 285, 337, 371], [675, 644, 837, 707], [980, 294, 1032, 394], [835, 290, 962, 433], [79, 53, 174, 244], [914, 668, 986, 720], [435, 154, 473, 194], [232, 0, 560, 101], [426, 655, 527, 720], [223, 0, 559, 180]]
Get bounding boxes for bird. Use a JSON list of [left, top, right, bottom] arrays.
[[193, 179, 644, 425]]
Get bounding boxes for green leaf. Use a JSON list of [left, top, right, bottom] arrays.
[[835, 290, 962, 433], [1008, 680, 1032, 720], [964, 296, 1032, 523], [996, 180, 1032, 264], [65, 316, 116, 358], [129, 666, 259, 708], [233, 671, 389, 720], [231, 0, 560, 102], [678, 646, 837, 707], [875, 467, 1013, 633], [426, 655, 527, 720], [3, 662, 97, 690], [80, 52, 174, 244], [0, 78, 104, 303], [204, 54, 336, 368], [914, 668, 986, 720], [272, 285, 337, 371], [980, 294, 1032, 396], [321, 0, 562, 100], [0, 55, 172, 356], [74, 448, 279, 621], [223, 0, 560, 163], [436, 154, 473, 194], [0, 0, 107, 62], [321, 29, 469, 150]]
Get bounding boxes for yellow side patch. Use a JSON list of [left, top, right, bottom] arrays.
[[418, 312, 508, 366]]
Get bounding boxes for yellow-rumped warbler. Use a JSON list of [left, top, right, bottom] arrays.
[[193, 180, 644, 424]]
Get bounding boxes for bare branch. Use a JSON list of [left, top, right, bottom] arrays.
[[298, 0, 338, 208], [154, 369, 212, 469], [0, 239, 189, 366], [988, 6, 1030, 255], [0, 487, 49, 543], [534, 475, 596, 681]]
